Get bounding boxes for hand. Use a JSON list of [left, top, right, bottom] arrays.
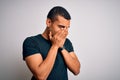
[[49, 30, 68, 48]]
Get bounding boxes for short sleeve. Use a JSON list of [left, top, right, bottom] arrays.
[[22, 37, 40, 60], [65, 39, 74, 52]]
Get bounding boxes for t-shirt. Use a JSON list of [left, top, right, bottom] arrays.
[[22, 34, 74, 80]]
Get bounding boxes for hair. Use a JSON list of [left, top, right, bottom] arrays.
[[47, 6, 71, 22]]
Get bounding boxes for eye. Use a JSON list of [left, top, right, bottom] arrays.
[[58, 25, 65, 29]]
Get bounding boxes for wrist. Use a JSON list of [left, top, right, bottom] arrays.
[[52, 44, 59, 49], [59, 46, 65, 51]]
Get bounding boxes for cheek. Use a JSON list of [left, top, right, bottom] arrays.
[[52, 29, 58, 36], [50, 24, 60, 35]]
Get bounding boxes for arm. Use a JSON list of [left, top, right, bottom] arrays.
[[25, 45, 58, 80], [61, 49, 80, 75]]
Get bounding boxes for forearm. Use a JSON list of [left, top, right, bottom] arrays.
[[61, 49, 80, 75], [36, 45, 58, 80]]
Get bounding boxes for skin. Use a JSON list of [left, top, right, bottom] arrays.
[[25, 15, 80, 80]]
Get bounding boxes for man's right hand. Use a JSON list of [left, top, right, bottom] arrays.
[[49, 30, 68, 48]]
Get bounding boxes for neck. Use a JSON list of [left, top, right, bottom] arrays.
[[42, 28, 49, 40]]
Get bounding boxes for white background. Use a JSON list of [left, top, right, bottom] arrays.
[[0, 0, 120, 80]]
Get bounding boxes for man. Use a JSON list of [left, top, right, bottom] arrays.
[[23, 6, 80, 80]]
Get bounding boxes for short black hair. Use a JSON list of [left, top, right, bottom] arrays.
[[47, 6, 71, 22]]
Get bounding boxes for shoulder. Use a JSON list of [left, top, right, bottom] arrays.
[[65, 38, 72, 44], [22, 34, 41, 60], [23, 36, 34, 47], [23, 34, 40, 45]]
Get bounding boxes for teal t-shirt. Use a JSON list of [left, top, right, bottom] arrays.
[[23, 34, 74, 80]]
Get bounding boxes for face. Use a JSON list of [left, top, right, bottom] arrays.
[[46, 15, 70, 36]]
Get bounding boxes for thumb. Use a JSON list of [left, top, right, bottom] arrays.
[[49, 31, 52, 40]]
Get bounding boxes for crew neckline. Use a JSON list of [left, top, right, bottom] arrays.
[[39, 34, 50, 42]]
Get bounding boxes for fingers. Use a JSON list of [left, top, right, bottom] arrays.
[[49, 30, 68, 48], [49, 31, 52, 40], [52, 29, 68, 39], [60, 30, 68, 39]]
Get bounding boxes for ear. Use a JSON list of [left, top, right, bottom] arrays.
[[46, 18, 52, 27]]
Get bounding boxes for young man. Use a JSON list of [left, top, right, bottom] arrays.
[[23, 6, 80, 80]]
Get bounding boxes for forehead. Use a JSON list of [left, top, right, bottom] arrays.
[[54, 15, 70, 26]]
